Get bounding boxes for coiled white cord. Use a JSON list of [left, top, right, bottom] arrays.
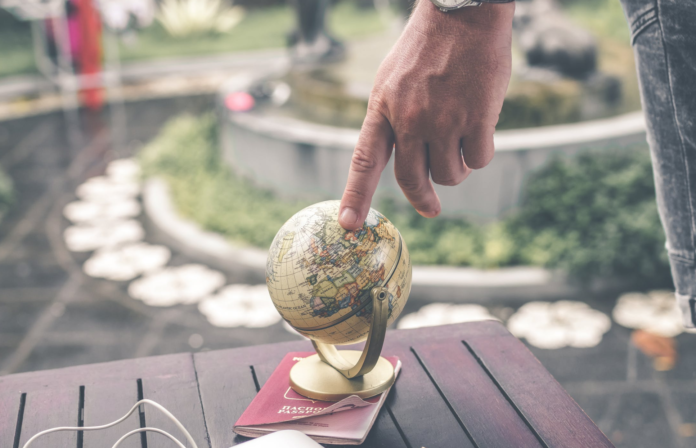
[[22, 399, 198, 448]]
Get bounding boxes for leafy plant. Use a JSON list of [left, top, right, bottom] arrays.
[[141, 115, 670, 286], [377, 199, 515, 268], [139, 114, 307, 248], [157, 0, 245, 37], [506, 147, 670, 284]]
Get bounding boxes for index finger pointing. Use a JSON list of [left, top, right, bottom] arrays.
[[339, 110, 394, 230]]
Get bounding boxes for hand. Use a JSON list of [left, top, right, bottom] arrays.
[[338, 0, 514, 230]]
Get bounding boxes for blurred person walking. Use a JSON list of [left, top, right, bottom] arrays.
[[337, 0, 696, 329]]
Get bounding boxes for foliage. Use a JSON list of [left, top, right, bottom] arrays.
[[142, 117, 669, 285], [139, 114, 307, 248], [0, 168, 13, 222], [157, 0, 245, 38], [506, 147, 670, 284], [378, 199, 516, 269]]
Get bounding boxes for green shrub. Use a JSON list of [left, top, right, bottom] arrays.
[[139, 114, 307, 248], [0, 168, 13, 221], [141, 115, 670, 285], [506, 147, 670, 284], [378, 199, 515, 268]]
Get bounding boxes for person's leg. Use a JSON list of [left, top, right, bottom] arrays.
[[620, 0, 696, 327], [288, 0, 344, 64], [291, 0, 325, 43]]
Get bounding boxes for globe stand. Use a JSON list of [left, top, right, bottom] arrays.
[[289, 287, 395, 401]]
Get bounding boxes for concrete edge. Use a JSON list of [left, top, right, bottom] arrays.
[[226, 106, 646, 153], [143, 178, 608, 304], [0, 50, 287, 102], [143, 178, 267, 283], [219, 69, 646, 153]]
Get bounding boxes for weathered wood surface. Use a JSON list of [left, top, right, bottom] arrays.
[[413, 339, 543, 448], [0, 390, 22, 448], [466, 333, 615, 448], [18, 386, 79, 448], [82, 380, 140, 448], [0, 321, 613, 448]]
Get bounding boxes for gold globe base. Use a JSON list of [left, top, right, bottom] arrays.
[[289, 351, 395, 402]]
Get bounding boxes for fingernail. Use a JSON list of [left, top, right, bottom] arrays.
[[418, 208, 440, 218], [340, 207, 359, 227]]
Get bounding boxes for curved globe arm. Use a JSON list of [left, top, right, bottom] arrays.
[[312, 286, 391, 379]]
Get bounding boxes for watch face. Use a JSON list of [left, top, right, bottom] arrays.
[[432, 0, 471, 9]]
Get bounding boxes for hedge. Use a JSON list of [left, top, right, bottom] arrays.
[[140, 114, 670, 285]]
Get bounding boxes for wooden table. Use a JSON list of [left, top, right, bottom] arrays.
[[0, 321, 614, 448]]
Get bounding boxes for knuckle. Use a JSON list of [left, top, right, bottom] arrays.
[[350, 147, 379, 174], [343, 185, 369, 201], [464, 120, 494, 134], [395, 175, 426, 195], [367, 95, 388, 115], [400, 107, 425, 129]]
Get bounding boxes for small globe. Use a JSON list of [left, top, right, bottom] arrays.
[[266, 200, 411, 345]]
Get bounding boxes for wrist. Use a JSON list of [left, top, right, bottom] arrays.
[[412, 0, 514, 35]]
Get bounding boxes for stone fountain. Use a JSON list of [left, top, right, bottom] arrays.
[[217, 0, 642, 221]]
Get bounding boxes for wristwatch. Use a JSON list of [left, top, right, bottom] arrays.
[[429, 0, 513, 12], [429, 0, 482, 12]]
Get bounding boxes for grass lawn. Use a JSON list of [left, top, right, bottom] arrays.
[[0, 2, 387, 78], [118, 2, 386, 62], [0, 0, 633, 80]]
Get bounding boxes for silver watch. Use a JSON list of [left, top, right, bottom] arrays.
[[429, 0, 482, 12]]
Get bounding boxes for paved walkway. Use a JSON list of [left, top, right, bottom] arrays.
[[0, 98, 694, 448], [0, 97, 300, 376]]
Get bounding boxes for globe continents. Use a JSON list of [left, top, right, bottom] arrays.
[[266, 201, 411, 345]]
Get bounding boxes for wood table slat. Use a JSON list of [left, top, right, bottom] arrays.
[[82, 380, 140, 448], [0, 390, 22, 448], [380, 341, 476, 448], [0, 353, 198, 392], [466, 332, 614, 448], [0, 321, 612, 448], [142, 354, 209, 448], [195, 342, 307, 448], [18, 386, 79, 448], [413, 339, 543, 448]]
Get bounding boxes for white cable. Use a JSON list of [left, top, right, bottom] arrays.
[[21, 399, 198, 448], [112, 427, 187, 448]]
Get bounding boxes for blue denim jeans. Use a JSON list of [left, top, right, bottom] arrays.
[[620, 0, 696, 327]]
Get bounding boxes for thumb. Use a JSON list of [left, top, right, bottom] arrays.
[[339, 110, 394, 230]]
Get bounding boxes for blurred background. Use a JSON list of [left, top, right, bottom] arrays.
[[0, 1, 694, 447]]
